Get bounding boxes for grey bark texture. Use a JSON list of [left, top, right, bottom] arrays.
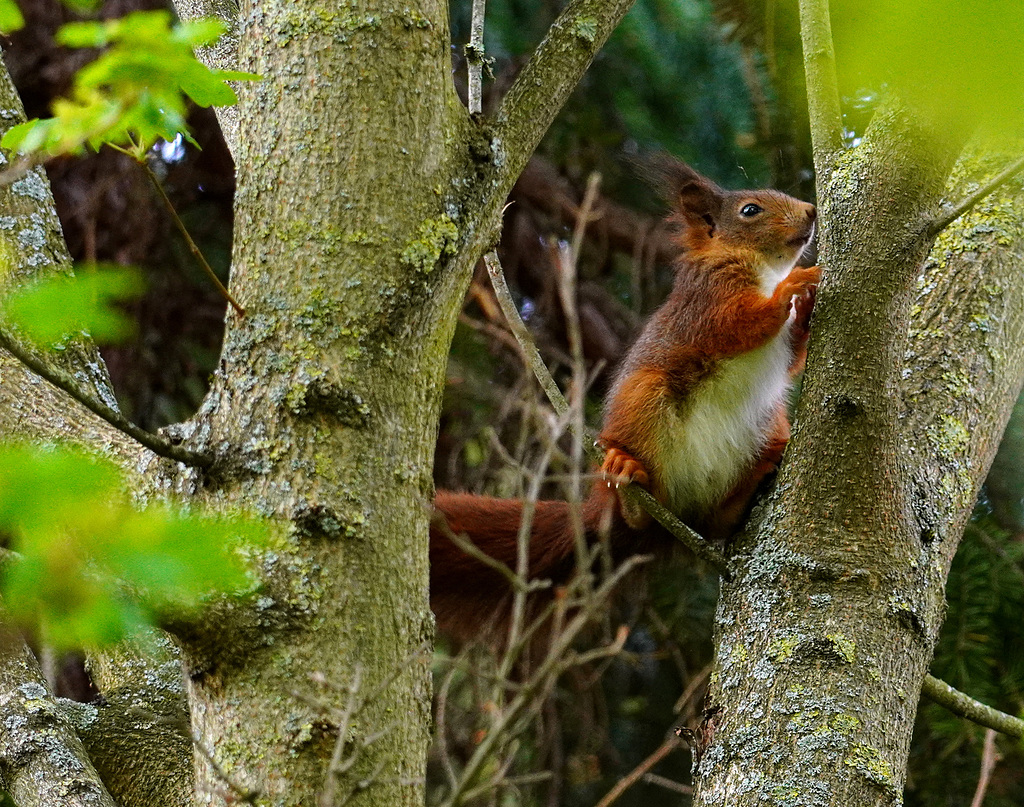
[[689, 103, 1024, 803], [1, 0, 635, 801]]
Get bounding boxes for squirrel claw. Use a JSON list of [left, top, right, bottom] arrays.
[[599, 447, 651, 490]]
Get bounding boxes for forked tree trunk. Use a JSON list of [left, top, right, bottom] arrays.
[[691, 105, 1024, 803]]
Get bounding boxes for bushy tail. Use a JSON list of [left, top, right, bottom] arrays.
[[429, 487, 625, 643]]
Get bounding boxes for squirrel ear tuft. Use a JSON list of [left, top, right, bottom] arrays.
[[642, 154, 725, 222]]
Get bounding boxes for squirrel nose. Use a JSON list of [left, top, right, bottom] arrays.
[[806, 206, 817, 222]]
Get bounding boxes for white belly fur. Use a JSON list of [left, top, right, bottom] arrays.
[[657, 323, 794, 517]]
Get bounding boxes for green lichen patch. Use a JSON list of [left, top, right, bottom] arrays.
[[768, 634, 801, 663], [569, 16, 597, 43], [926, 414, 970, 459], [844, 743, 895, 790], [401, 214, 458, 275], [825, 632, 856, 664]]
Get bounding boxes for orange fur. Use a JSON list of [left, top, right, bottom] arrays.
[[431, 160, 819, 641]]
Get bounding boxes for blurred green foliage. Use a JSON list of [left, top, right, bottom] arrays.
[[0, 445, 267, 650], [1, 266, 143, 346], [832, 0, 1024, 134], [1, 10, 257, 157], [0, 0, 23, 34]]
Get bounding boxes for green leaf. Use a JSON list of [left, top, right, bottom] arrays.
[[14, 10, 259, 157], [0, 446, 269, 650], [1, 267, 144, 346], [56, 20, 114, 48], [0, 0, 23, 34], [179, 66, 239, 108], [0, 119, 55, 155], [175, 17, 227, 47]]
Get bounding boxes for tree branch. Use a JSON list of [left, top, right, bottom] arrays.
[[483, 252, 730, 577], [466, 0, 486, 115], [924, 153, 1024, 240], [490, 0, 636, 194], [170, 0, 242, 157], [797, 0, 843, 170], [0, 326, 212, 468], [921, 675, 1024, 740], [0, 630, 119, 807]]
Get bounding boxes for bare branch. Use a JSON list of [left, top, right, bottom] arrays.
[[0, 326, 212, 468], [969, 729, 1000, 807], [490, 0, 636, 193], [192, 731, 261, 805], [137, 154, 246, 315], [921, 674, 1024, 739], [797, 0, 843, 169], [594, 733, 682, 807], [466, 0, 486, 114], [484, 251, 570, 416], [439, 555, 648, 807], [0, 326, 209, 467], [925, 154, 1024, 240]]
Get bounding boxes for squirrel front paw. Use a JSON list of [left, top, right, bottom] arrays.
[[784, 265, 821, 297], [792, 283, 817, 338], [600, 447, 650, 489], [599, 447, 652, 530]]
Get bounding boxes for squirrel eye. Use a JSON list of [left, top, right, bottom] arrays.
[[740, 203, 763, 217]]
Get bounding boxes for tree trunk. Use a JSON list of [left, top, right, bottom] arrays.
[[690, 105, 1024, 802], [3, 0, 637, 801]]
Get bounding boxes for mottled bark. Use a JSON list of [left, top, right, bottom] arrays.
[[0, 632, 117, 807], [0, 49, 194, 807], [155, 0, 636, 802], [690, 110, 1024, 803]]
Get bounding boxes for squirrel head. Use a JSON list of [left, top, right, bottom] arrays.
[[655, 160, 816, 287]]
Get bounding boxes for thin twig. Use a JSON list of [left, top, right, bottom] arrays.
[[435, 663, 461, 791], [558, 173, 600, 576], [484, 251, 569, 416], [921, 674, 1024, 739], [192, 732, 261, 804], [466, 0, 486, 115], [593, 733, 683, 807], [319, 665, 362, 807], [438, 519, 550, 594], [132, 151, 246, 316], [969, 729, 1000, 807], [0, 325, 212, 467], [440, 555, 649, 807], [639, 773, 692, 795], [797, 0, 843, 169], [673, 664, 712, 716], [925, 155, 1024, 240], [482, 251, 730, 576]]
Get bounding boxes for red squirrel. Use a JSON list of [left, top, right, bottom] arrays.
[[431, 161, 819, 642]]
